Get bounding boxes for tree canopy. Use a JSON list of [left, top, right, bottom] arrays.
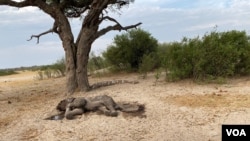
[[104, 28, 158, 70]]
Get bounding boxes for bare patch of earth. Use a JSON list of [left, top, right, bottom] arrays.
[[0, 71, 250, 141]]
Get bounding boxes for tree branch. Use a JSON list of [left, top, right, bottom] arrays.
[[27, 29, 53, 44], [96, 18, 142, 39], [27, 21, 59, 44], [0, 0, 35, 7], [0, 0, 59, 19], [101, 16, 121, 25]]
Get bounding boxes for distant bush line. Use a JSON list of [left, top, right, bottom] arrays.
[[2, 29, 250, 83], [0, 70, 18, 76], [34, 58, 66, 80]]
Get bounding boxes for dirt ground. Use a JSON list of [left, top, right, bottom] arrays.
[[0, 71, 250, 141]]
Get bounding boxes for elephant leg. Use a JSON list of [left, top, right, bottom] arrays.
[[98, 106, 118, 117], [65, 108, 84, 120]]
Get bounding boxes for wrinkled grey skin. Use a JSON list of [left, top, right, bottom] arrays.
[[57, 95, 120, 120], [44, 95, 145, 120]]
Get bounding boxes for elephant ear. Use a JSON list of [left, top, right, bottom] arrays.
[[56, 97, 75, 111]]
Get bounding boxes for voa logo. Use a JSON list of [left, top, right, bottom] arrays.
[[226, 129, 246, 136]]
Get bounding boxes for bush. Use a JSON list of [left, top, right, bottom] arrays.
[[160, 30, 250, 81], [162, 38, 203, 81], [88, 52, 108, 75], [139, 52, 159, 78], [0, 70, 18, 76], [103, 28, 158, 72], [201, 32, 239, 77]]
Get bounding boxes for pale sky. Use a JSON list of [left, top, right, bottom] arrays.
[[0, 0, 250, 69]]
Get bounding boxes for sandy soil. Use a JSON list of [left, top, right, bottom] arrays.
[[0, 71, 250, 141]]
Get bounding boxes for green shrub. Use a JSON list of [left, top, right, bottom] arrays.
[[0, 70, 18, 76], [154, 68, 162, 85], [103, 28, 158, 71], [160, 30, 250, 81], [139, 53, 159, 78], [88, 52, 108, 75], [163, 39, 202, 81], [201, 32, 239, 77]]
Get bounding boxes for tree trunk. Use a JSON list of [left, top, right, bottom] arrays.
[[76, 28, 96, 91], [60, 15, 97, 93], [56, 13, 78, 94], [64, 42, 77, 94]]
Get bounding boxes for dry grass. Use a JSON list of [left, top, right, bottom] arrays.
[[167, 93, 250, 108]]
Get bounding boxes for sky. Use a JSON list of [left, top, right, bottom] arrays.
[[1, 0, 250, 69]]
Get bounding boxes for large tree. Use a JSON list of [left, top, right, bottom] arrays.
[[0, 0, 141, 94]]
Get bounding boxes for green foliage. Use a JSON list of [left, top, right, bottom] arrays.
[[160, 30, 250, 81], [88, 52, 108, 76], [0, 70, 18, 76], [102, 29, 250, 82], [162, 38, 202, 81], [139, 53, 159, 78], [154, 68, 162, 85], [103, 28, 158, 71]]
